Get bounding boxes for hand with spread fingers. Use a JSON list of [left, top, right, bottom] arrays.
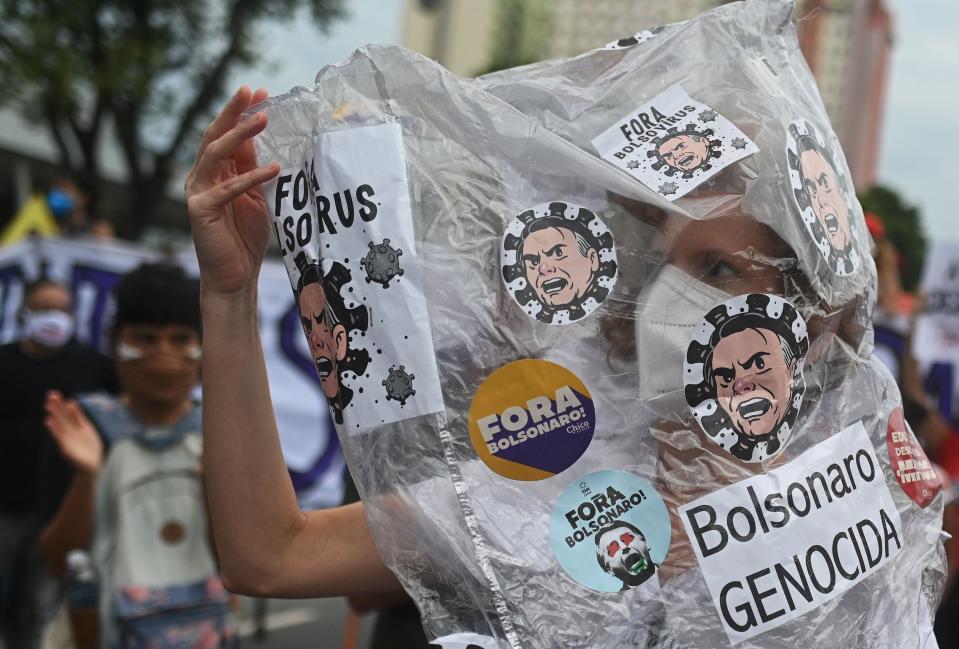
[[44, 390, 103, 477], [187, 87, 400, 600], [184, 86, 280, 296]]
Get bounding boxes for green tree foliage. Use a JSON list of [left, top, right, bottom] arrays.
[[0, 0, 345, 236], [859, 184, 926, 291], [477, 0, 552, 75]]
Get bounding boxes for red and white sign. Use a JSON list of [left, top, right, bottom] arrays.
[[885, 407, 941, 508]]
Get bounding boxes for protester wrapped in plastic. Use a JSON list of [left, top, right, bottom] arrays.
[[251, 1, 946, 647]]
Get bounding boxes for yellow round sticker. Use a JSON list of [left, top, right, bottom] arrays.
[[469, 359, 596, 481]]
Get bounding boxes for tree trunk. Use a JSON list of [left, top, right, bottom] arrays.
[[123, 167, 173, 239]]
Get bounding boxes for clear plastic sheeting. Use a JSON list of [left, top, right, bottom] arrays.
[[251, 1, 945, 647]]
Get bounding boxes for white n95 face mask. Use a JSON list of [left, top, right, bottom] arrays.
[[23, 309, 74, 349], [634, 264, 729, 420]]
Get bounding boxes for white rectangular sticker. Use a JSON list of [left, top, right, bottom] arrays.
[[267, 123, 444, 432], [591, 85, 758, 200], [679, 421, 902, 644]]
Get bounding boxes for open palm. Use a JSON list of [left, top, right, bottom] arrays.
[[44, 391, 103, 476], [184, 86, 281, 295]]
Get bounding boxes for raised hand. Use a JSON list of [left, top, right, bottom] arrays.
[[44, 391, 103, 476], [184, 86, 280, 296]]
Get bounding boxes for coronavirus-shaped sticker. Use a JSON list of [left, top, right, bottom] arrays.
[[501, 201, 618, 326], [360, 238, 404, 288], [383, 364, 416, 405], [785, 118, 861, 276], [684, 293, 809, 463]]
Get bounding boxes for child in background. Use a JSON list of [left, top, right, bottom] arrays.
[[42, 263, 234, 649]]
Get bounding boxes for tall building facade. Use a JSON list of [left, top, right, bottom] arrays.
[[403, 0, 499, 77], [547, 0, 722, 57], [797, 0, 892, 189], [402, 0, 893, 189]]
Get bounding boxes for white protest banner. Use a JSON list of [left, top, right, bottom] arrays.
[[914, 241, 959, 364], [680, 421, 902, 644], [913, 241, 959, 420], [0, 237, 344, 510]]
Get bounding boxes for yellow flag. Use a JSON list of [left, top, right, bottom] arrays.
[[0, 195, 60, 246]]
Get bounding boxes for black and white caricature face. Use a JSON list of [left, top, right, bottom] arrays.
[[595, 520, 656, 590], [298, 281, 347, 400], [294, 253, 372, 425], [501, 201, 618, 325], [684, 294, 809, 463], [801, 147, 851, 252], [521, 224, 599, 307], [649, 125, 722, 179], [658, 133, 710, 172], [786, 119, 860, 275]]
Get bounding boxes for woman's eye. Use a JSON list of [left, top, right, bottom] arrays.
[[705, 259, 737, 279]]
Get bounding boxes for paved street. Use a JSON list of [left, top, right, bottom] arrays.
[[29, 596, 376, 649], [236, 596, 376, 649]]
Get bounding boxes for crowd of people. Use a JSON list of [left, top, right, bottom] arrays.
[[0, 263, 236, 649], [865, 213, 959, 644], [0, 177, 421, 647]]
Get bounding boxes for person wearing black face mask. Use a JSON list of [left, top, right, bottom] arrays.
[[0, 278, 117, 649]]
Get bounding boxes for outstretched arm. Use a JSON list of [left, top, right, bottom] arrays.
[[186, 86, 400, 598], [39, 391, 103, 577]]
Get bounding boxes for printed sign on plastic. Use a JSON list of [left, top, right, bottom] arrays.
[[500, 201, 618, 326], [679, 420, 903, 644], [549, 470, 670, 593], [886, 407, 941, 508], [469, 359, 595, 481], [785, 118, 860, 276], [266, 123, 444, 432], [684, 293, 808, 464], [591, 85, 758, 200]]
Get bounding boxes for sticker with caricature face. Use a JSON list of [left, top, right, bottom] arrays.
[[601, 27, 662, 50], [683, 293, 809, 463], [293, 253, 373, 425], [550, 470, 670, 593], [428, 634, 501, 649], [591, 85, 758, 200], [786, 119, 861, 275], [268, 123, 445, 432], [501, 201, 618, 325]]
